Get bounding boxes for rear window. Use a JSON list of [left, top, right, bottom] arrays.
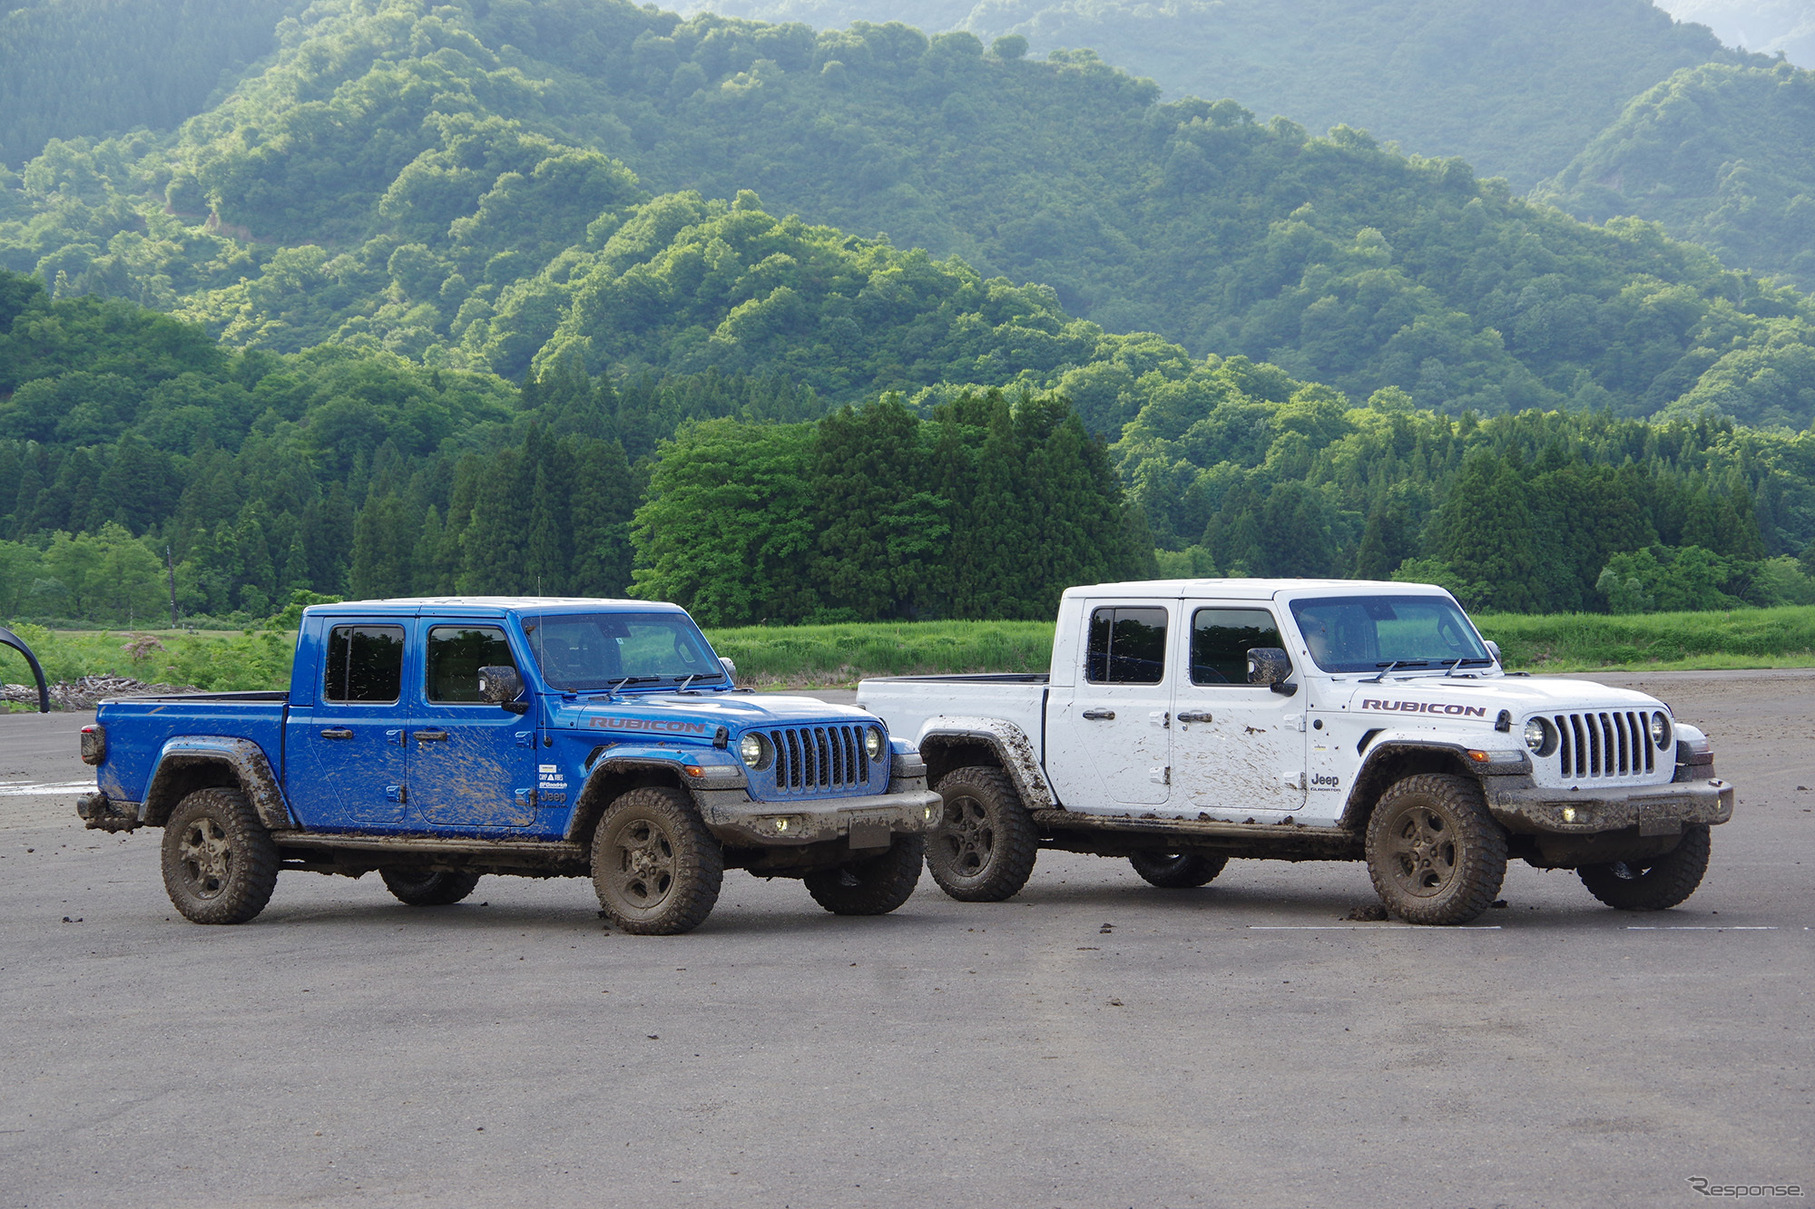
[[1085, 607, 1168, 685], [324, 625, 404, 703]]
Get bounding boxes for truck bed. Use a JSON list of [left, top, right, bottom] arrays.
[[857, 673, 1051, 759], [96, 694, 288, 805]]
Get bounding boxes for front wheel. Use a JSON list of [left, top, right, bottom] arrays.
[[1578, 825, 1711, 910], [926, 766, 1038, 902], [592, 787, 723, 935], [160, 787, 279, 925], [1364, 773, 1506, 926], [380, 867, 481, 906], [1129, 851, 1227, 888], [805, 835, 925, 916]]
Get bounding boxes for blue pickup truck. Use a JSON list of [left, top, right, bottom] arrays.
[[77, 598, 939, 934]]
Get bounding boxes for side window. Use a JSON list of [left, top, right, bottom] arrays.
[[324, 625, 404, 703], [1190, 608, 1288, 686], [1085, 607, 1168, 685], [426, 626, 515, 704]]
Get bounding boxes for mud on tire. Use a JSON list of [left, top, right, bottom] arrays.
[[380, 867, 482, 906], [160, 787, 280, 925], [806, 835, 925, 916], [1364, 773, 1507, 926], [926, 765, 1038, 902], [1129, 851, 1227, 889], [591, 786, 724, 935], [1578, 824, 1711, 911]]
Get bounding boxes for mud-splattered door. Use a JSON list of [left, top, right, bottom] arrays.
[[1043, 601, 1174, 812], [409, 623, 536, 829], [1171, 604, 1307, 819], [285, 622, 408, 827]]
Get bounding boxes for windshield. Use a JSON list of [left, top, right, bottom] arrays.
[[522, 611, 724, 692], [1288, 595, 1491, 674]]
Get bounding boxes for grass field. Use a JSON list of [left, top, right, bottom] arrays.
[[5, 607, 1814, 703]]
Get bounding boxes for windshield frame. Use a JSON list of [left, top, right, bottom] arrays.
[[520, 609, 726, 693], [1286, 593, 1493, 675]]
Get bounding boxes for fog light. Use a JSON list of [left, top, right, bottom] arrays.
[[774, 817, 789, 832], [923, 803, 939, 823], [1561, 806, 1577, 823]]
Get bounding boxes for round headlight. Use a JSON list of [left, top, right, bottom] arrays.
[[1522, 718, 1547, 752], [1649, 712, 1672, 748], [738, 733, 766, 768], [865, 726, 885, 761]]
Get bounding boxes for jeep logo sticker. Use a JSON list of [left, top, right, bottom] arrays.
[[1360, 699, 1488, 718]]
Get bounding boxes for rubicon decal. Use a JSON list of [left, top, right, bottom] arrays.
[[587, 716, 711, 734], [1361, 698, 1488, 718]]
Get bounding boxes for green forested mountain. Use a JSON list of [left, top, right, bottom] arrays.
[[676, 0, 1759, 188], [1537, 62, 1815, 293], [5, 0, 1814, 431], [0, 0, 304, 167]]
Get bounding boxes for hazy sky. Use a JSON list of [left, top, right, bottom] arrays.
[[1654, 0, 1815, 66]]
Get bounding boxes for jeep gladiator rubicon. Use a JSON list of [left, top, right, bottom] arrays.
[[858, 579, 1734, 925], [78, 598, 939, 934]]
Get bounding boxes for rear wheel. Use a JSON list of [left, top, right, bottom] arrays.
[[1129, 851, 1227, 888], [925, 765, 1038, 902], [805, 835, 925, 915], [1578, 825, 1711, 911], [1364, 774, 1506, 925], [160, 787, 279, 925], [591, 787, 723, 935], [380, 867, 481, 906]]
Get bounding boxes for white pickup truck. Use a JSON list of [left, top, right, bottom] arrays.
[[858, 579, 1735, 925]]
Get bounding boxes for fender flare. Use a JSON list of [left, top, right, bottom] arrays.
[[914, 717, 1056, 811], [564, 746, 745, 843], [1338, 735, 1498, 831], [145, 736, 294, 831]]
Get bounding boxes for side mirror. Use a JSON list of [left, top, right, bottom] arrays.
[[1484, 639, 1503, 664], [1247, 647, 1298, 696], [719, 656, 737, 685], [478, 665, 528, 714]]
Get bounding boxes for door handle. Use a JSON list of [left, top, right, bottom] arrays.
[[1177, 711, 1213, 724], [1082, 708, 1116, 721], [414, 730, 449, 742], [320, 728, 353, 740]]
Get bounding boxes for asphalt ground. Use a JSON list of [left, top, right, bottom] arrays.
[[0, 672, 1809, 1208]]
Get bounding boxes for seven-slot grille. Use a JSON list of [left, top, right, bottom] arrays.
[[1549, 710, 1658, 779], [765, 724, 872, 793]]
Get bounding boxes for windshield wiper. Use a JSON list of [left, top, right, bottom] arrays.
[[1444, 657, 1493, 677], [1365, 660, 1429, 683]]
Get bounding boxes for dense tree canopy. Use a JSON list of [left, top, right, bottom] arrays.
[[4, 0, 1814, 429]]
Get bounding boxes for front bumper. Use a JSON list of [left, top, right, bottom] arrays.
[[690, 779, 941, 849], [1484, 776, 1734, 837]]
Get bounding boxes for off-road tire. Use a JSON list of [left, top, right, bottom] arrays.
[[380, 867, 482, 906], [1578, 824, 1711, 911], [591, 786, 723, 935], [805, 835, 925, 915], [1129, 851, 1227, 888], [160, 787, 279, 925], [1364, 773, 1507, 925], [926, 765, 1038, 902]]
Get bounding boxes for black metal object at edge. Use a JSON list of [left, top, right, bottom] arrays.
[[0, 625, 51, 713]]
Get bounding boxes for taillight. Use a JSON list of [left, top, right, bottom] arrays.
[[79, 724, 106, 765]]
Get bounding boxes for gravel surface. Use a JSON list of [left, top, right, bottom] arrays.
[[1, 673, 1809, 1208]]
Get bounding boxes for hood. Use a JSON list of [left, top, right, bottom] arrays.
[[549, 691, 876, 739], [1330, 674, 1665, 721]]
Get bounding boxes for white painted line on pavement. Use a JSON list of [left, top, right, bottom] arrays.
[[0, 781, 93, 796], [1626, 925, 1778, 930]]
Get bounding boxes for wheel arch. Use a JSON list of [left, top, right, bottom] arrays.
[[1339, 742, 1481, 833], [917, 718, 1054, 810], [565, 757, 695, 847], [144, 738, 292, 831]]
